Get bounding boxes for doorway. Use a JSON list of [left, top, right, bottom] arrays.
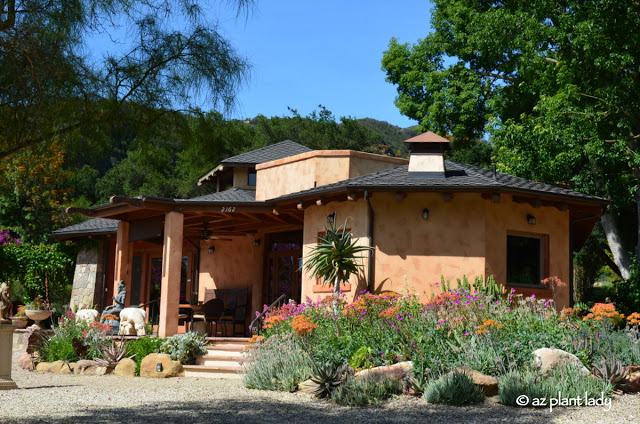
[[264, 231, 303, 305]]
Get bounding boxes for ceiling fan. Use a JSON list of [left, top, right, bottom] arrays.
[[199, 223, 232, 241]]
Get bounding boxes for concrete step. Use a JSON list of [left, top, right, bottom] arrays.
[[196, 355, 244, 366], [184, 337, 249, 379]]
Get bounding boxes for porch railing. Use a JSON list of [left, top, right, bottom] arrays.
[[249, 294, 287, 335]]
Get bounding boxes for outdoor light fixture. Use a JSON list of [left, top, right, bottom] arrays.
[[156, 363, 163, 372], [253, 239, 260, 247], [422, 208, 429, 220], [527, 214, 536, 225], [208, 246, 215, 254], [327, 212, 336, 224], [200, 223, 211, 240]]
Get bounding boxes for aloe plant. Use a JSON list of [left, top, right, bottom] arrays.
[[304, 218, 372, 313]]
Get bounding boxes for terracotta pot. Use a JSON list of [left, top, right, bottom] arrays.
[[24, 309, 52, 326], [10, 317, 28, 329]]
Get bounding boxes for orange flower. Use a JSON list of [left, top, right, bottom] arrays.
[[476, 319, 502, 334], [378, 307, 400, 318], [582, 303, 624, 323], [627, 312, 640, 326], [289, 315, 318, 336], [247, 335, 264, 345]]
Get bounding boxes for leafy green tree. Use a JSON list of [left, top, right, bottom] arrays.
[[381, 0, 640, 279]]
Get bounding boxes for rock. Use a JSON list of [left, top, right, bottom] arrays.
[[355, 361, 413, 383], [18, 353, 35, 370], [623, 365, 640, 393], [451, 366, 499, 397], [140, 353, 184, 378], [74, 359, 109, 375], [532, 348, 590, 375], [35, 362, 51, 372], [297, 379, 321, 395], [114, 358, 137, 377], [47, 360, 66, 373], [59, 362, 74, 374]]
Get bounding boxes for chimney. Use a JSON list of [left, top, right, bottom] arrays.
[[403, 131, 451, 178]]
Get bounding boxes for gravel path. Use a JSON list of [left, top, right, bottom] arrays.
[[1, 351, 639, 424]]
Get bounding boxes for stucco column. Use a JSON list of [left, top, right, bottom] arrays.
[[113, 221, 131, 297], [158, 211, 184, 337], [0, 324, 18, 390]]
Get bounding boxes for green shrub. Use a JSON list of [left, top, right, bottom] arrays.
[[241, 333, 313, 392], [37, 312, 107, 362], [348, 346, 374, 370], [128, 336, 164, 375], [331, 376, 402, 406], [160, 332, 207, 365], [498, 365, 613, 407], [424, 371, 485, 405]]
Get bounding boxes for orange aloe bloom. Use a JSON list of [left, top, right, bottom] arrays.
[[476, 319, 502, 334], [378, 306, 400, 318], [290, 315, 318, 336], [627, 312, 640, 326], [582, 303, 624, 322], [247, 335, 264, 345]]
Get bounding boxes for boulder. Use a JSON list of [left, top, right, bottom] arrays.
[[47, 360, 66, 373], [58, 362, 74, 374], [114, 358, 137, 377], [623, 365, 640, 393], [140, 353, 184, 378], [74, 359, 109, 376], [355, 361, 413, 383], [451, 366, 499, 397], [35, 362, 51, 372], [18, 353, 35, 370], [532, 348, 589, 375]]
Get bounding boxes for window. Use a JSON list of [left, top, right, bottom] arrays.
[[506, 234, 545, 286], [248, 170, 257, 186]]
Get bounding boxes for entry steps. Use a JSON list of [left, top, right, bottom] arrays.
[[183, 337, 249, 379]]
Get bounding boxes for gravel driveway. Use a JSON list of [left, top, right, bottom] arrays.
[[1, 351, 639, 424]]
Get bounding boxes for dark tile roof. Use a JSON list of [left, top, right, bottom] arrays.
[[220, 140, 312, 165], [51, 218, 119, 237], [187, 188, 257, 202], [274, 160, 606, 203]]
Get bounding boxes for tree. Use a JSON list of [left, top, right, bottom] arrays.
[[304, 219, 372, 314], [381, 0, 640, 280], [0, 0, 253, 159]]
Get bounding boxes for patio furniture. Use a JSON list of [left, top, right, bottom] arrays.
[[203, 298, 234, 337], [214, 288, 249, 336]]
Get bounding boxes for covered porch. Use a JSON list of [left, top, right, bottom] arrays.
[[68, 194, 304, 337]]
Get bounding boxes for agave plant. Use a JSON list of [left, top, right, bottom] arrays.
[[590, 354, 629, 391], [304, 218, 372, 313], [310, 362, 351, 398], [93, 337, 135, 368]]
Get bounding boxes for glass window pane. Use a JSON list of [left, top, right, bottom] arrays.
[[507, 235, 542, 285]]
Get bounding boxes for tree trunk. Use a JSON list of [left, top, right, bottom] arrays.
[[333, 276, 340, 316], [600, 213, 631, 280]]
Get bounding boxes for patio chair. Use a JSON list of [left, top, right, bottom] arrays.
[[214, 288, 249, 336], [203, 298, 234, 337]]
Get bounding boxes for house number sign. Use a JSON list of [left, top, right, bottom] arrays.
[[221, 207, 236, 212]]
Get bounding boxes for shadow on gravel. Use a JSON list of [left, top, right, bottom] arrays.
[[5, 398, 565, 424]]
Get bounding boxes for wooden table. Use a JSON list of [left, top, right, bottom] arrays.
[[178, 304, 204, 332]]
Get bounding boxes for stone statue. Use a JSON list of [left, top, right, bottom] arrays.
[[0, 283, 11, 324], [102, 280, 126, 317]]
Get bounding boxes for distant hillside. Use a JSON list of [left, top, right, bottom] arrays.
[[357, 118, 418, 157]]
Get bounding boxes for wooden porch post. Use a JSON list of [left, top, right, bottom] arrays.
[[113, 221, 131, 298], [158, 211, 184, 337]]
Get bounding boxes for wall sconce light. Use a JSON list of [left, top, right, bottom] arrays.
[[156, 362, 163, 372], [253, 239, 260, 247], [327, 212, 336, 224], [422, 208, 429, 220], [527, 214, 536, 225], [208, 246, 215, 254]]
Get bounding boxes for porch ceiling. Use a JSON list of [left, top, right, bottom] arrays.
[[182, 210, 304, 238]]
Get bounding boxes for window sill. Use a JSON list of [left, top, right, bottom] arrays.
[[506, 283, 550, 290]]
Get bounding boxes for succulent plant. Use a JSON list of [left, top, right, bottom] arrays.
[[590, 354, 629, 390], [310, 362, 350, 398], [93, 337, 134, 367]]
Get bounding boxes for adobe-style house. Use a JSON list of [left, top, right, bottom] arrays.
[[53, 134, 606, 337]]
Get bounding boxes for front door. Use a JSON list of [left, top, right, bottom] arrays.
[[264, 231, 303, 305]]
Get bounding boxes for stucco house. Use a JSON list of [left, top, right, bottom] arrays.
[[53, 133, 606, 337]]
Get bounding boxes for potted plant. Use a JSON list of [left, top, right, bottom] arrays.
[[24, 296, 52, 327], [9, 305, 29, 329]]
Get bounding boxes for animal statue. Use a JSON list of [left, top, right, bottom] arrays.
[[0, 283, 11, 323], [118, 307, 147, 336], [75, 309, 99, 324]]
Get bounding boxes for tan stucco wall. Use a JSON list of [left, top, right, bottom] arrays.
[[256, 151, 407, 201], [301, 200, 371, 303], [484, 194, 571, 308], [371, 192, 486, 300], [198, 235, 264, 318], [232, 167, 252, 190]]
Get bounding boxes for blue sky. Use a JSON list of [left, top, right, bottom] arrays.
[[213, 1, 433, 128]]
